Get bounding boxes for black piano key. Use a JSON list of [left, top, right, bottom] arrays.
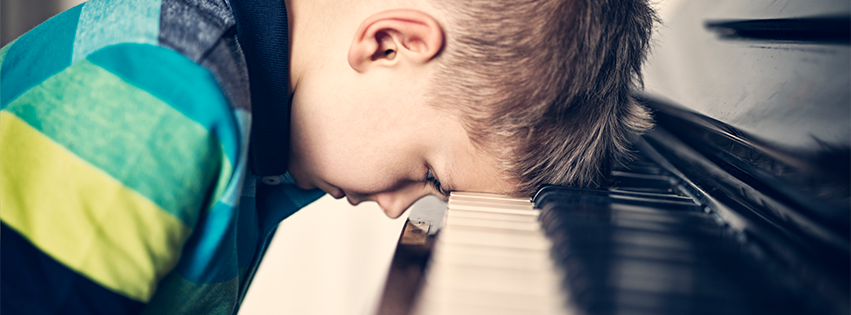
[[553, 242, 740, 269], [539, 206, 726, 240], [536, 189, 703, 214], [609, 189, 696, 203], [610, 172, 680, 195], [542, 208, 723, 233], [612, 160, 664, 176], [562, 248, 809, 313], [532, 184, 813, 315], [575, 288, 790, 315], [535, 186, 696, 207]]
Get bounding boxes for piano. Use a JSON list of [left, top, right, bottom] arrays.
[[374, 1, 850, 312], [374, 97, 849, 315]]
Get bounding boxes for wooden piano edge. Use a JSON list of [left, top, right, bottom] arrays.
[[375, 220, 437, 315]]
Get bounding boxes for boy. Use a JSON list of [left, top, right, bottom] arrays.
[[0, 0, 655, 313]]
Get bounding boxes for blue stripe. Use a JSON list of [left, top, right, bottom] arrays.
[[73, 0, 161, 62], [87, 43, 239, 165], [173, 201, 239, 283], [1, 223, 146, 315], [172, 110, 250, 283], [0, 4, 82, 108]]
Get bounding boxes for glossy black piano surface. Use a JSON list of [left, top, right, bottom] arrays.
[[535, 132, 845, 315]]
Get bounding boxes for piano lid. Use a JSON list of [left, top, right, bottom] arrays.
[[643, 0, 850, 152]]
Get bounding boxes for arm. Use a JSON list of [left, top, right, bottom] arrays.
[[1, 41, 235, 314]]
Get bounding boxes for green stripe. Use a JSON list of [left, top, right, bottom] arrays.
[[4, 59, 221, 226], [1, 4, 82, 108], [213, 150, 234, 209], [86, 44, 240, 166]]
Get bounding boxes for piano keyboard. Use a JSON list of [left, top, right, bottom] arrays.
[[411, 192, 566, 315], [376, 143, 830, 315]]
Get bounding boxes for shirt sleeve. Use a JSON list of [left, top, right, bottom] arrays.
[[0, 42, 236, 315]]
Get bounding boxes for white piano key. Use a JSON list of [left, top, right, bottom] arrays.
[[447, 203, 540, 216], [409, 193, 573, 315], [414, 300, 558, 315], [437, 226, 551, 250], [431, 245, 551, 271], [449, 199, 535, 211], [450, 191, 533, 203], [415, 286, 567, 315], [447, 209, 541, 223], [424, 263, 561, 296], [432, 242, 550, 259], [444, 216, 541, 231], [448, 195, 534, 207]]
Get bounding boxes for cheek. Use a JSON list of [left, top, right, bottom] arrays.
[[296, 135, 387, 192], [290, 99, 426, 193], [323, 145, 423, 195]]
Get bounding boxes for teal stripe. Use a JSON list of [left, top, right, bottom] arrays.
[[1, 4, 83, 108], [73, 0, 162, 62], [0, 38, 17, 84], [5, 57, 221, 226], [0, 37, 18, 71], [87, 43, 240, 167], [171, 110, 249, 283]]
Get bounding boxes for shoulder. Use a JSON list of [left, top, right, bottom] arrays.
[[3, 40, 239, 216], [0, 0, 244, 182], [0, 0, 247, 220], [0, 33, 241, 315], [1, 0, 238, 106], [0, 2, 249, 312]]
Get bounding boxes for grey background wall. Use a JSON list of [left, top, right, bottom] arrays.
[[1, 0, 86, 46]]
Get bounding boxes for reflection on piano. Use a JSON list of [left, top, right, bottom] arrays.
[[374, 97, 849, 315]]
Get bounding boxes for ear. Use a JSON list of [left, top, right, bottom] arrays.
[[348, 9, 444, 72]]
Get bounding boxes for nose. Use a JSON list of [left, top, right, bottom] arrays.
[[374, 184, 432, 218]]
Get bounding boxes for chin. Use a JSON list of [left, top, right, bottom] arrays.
[[383, 208, 405, 219]]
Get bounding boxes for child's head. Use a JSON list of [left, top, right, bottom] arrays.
[[285, 0, 656, 216], [427, 0, 656, 196]]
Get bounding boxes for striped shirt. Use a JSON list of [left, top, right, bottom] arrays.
[[0, 0, 324, 314]]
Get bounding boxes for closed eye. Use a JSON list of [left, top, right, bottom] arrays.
[[425, 169, 449, 197]]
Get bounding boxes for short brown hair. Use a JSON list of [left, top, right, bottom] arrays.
[[429, 0, 656, 195]]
